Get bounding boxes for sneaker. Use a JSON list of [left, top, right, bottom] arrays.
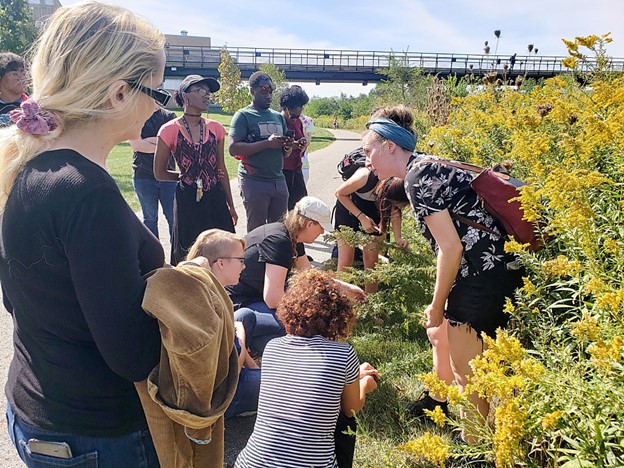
[[406, 391, 449, 420]]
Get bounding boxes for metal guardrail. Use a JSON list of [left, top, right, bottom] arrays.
[[164, 45, 624, 79]]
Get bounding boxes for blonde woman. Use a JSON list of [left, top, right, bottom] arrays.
[[0, 2, 169, 465]]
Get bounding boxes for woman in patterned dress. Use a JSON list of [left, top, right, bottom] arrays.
[[155, 75, 237, 264], [362, 105, 522, 442]]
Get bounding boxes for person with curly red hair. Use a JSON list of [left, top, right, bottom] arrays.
[[235, 269, 379, 468]]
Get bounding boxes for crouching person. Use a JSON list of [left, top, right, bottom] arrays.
[[186, 230, 261, 420], [135, 229, 247, 467], [235, 269, 380, 468]]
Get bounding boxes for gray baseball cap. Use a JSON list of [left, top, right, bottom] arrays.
[[178, 75, 220, 94]]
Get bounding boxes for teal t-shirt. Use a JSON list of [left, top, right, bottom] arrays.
[[229, 105, 287, 180]]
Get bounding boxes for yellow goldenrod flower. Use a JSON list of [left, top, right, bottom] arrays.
[[521, 277, 538, 297], [595, 290, 624, 314], [584, 276, 606, 295], [541, 256, 581, 278], [541, 410, 563, 431], [502, 297, 516, 314], [398, 432, 449, 468], [588, 336, 624, 372], [504, 239, 529, 253], [424, 406, 447, 427], [570, 314, 601, 342], [494, 398, 527, 468]]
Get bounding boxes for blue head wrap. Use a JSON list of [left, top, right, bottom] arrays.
[[365, 118, 416, 152]]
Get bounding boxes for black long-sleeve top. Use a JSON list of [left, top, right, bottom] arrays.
[[0, 149, 163, 436]]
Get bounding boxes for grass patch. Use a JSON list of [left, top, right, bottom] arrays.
[[348, 332, 455, 467], [107, 109, 335, 211]]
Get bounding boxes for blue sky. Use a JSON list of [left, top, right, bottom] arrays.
[[63, 0, 623, 97]]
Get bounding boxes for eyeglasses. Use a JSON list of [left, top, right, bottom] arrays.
[[216, 256, 245, 264], [254, 83, 275, 94], [188, 88, 213, 98], [127, 81, 171, 107]]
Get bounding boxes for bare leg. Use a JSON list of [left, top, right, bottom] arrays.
[[448, 323, 488, 443], [427, 319, 454, 400], [362, 239, 382, 293], [337, 241, 355, 273]]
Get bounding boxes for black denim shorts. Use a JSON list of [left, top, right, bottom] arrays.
[[445, 263, 524, 339]]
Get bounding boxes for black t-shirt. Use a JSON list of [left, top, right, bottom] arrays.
[[0, 149, 164, 436], [227, 222, 305, 308], [132, 108, 177, 180], [405, 155, 508, 279]]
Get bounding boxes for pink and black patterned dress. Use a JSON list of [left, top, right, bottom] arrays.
[[158, 118, 234, 265]]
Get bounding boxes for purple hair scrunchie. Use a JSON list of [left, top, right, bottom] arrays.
[[9, 99, 59, 135]]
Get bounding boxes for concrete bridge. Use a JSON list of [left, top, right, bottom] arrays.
[[164, 45, 624, 83]]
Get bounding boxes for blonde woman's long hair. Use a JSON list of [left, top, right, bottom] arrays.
[[0, 1, 165, 212]]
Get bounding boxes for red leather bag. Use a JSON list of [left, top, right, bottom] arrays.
[[422, 158, 543, 251], [470, 168, 542, 251]]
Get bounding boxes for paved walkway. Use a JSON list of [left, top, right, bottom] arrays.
[[0, 129, 362, 466]]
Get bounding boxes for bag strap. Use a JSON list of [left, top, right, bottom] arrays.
[[420, 158, 512, 180], [419, 158, 483, 174], [449, 212, 503, 239], [417, 157, 507, 238]]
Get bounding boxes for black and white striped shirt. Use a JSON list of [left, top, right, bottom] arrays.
[[235, 335, 360, 468]]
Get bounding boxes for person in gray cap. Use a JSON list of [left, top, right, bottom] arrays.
[[155, 74, 238, 265]]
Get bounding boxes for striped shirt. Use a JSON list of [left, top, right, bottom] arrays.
[[235, 335, 360, 468]]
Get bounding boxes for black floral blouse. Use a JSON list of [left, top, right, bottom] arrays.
[[404, 155, 508, 279]]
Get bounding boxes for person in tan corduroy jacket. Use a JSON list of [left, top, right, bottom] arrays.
[[135, 262, 239, 468]]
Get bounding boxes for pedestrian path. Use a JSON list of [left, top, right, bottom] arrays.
[[0, 129, 363, 467]]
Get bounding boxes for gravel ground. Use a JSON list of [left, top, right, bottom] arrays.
[[0, 129, 362, 466]]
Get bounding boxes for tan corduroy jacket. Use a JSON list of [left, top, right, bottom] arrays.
[[135, 265, 239, 468]]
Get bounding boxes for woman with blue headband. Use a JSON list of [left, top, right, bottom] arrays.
[[363, 105, 522, 444]]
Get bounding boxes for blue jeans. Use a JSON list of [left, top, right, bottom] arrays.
[[224, 368, 261, 419], [6, 403, 159, 468], [234, 301, 285, 355], [133, 178, 176, 238]]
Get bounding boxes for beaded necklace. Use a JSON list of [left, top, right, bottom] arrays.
[[180, 115, 204, 149], [181, 115, 205, 202]]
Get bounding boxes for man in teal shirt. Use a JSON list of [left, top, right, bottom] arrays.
[[229, 72, 293, 232]]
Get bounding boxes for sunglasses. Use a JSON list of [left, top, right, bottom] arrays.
[[254, 83, 275, 94], [188, 88, 213, 98], [127, 81, 171, 107]]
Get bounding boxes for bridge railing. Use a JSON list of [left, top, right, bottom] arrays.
[[164, 45, 624, 76]]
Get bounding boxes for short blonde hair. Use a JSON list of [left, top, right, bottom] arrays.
[[186, 229, 246, 263], [0, 1, 165, 212]]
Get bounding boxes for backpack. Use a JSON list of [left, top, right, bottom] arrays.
[[423, 158, 544, 251], [337, 148, 367, 181]]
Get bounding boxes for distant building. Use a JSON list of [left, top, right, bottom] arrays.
[[165, 32, 211, 49], [163, 32, 219, 100], [27, 0, 62, 25], [164, 32, 217, 69]]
